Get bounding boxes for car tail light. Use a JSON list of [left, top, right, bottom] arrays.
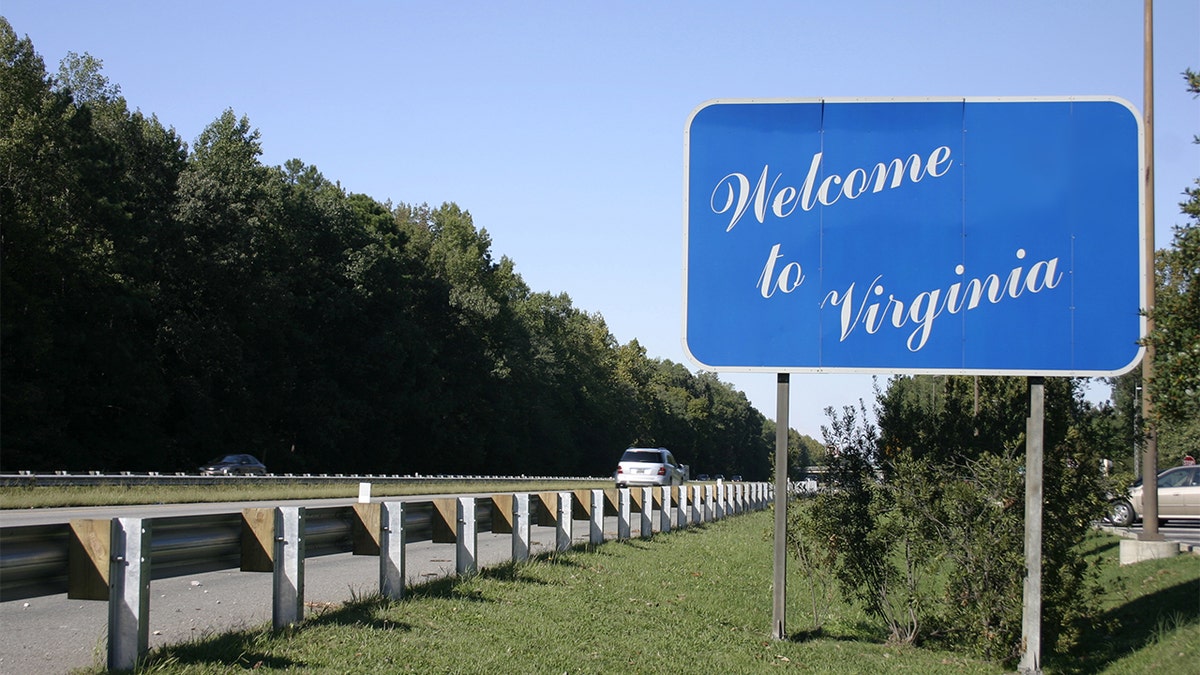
[[616, 467, 623, 474], [657, 466, 667, 475]]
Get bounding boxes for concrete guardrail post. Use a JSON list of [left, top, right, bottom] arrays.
[[640, 487, 653, 538], [617, 488, 631, 540], [556, 491, 572, 551], [456, 497, 477, 575], [273, 506, 305, 629], [659, 487, 672, 533], [589, 489, 604, 546], [677, 485, 689, 528], [512, 493, 531, 562], [107, 517, 150, 672], [380, 501, 405, 599]]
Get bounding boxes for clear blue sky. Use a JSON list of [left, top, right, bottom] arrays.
[[5, 1, 1197, 439]]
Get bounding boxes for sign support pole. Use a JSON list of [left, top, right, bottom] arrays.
[[1139, 0, 1163, 544], [772, 373, 790, 640], [1019, 376, 1044, 674]]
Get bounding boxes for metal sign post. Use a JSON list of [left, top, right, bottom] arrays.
[[773, 373, 790, 640], [1019, 377, 1045, 674]]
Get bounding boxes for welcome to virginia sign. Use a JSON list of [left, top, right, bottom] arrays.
[[683, 97, 1144, 375]]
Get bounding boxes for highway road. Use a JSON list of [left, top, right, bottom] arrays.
[[0, 495, 656, 674], [1104, 520, 1200, 549]]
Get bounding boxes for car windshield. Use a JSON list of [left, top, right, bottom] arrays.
[[1159, 469, 1194, 488], [208, 455, 241, 464], [622, 451, 662, 463]]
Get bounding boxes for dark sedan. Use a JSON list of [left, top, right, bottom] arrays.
[[199, 454, 267, 476]]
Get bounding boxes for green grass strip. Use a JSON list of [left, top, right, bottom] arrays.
[[70, 510, 1197, 674]]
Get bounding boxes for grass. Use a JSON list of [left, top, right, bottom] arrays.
[[86, 511, 1000, 674], [1055, 531, 1200, 674], [60, 510, 1197, 673], [0, 480, 611, 510]]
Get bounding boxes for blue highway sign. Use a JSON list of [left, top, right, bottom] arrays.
[[683, 97, 1144, 375]]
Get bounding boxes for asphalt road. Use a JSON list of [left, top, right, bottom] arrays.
[[0, 498, 663, 674], [1105, 520, 1200, 549]]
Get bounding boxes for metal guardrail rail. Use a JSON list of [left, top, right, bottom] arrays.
[[0, 499, 490, 601], [0, 471, 604, 488]]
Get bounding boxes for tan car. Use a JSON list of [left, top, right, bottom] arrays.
[[1109, 465, 1200, 527]]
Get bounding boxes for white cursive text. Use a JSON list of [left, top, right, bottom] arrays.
[[820, 249, 1063, 352], [710, 145, 953, 232]]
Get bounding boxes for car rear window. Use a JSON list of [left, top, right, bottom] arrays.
[[621, 450, 663, 463]]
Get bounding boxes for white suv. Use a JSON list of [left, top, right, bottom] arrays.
[[615, 447, 685, 488]]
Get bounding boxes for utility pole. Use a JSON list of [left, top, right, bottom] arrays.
[[1140, 0, 1162, 542]]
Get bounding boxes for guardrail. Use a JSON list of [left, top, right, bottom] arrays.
[[0, 471, 604, 488], [1, 481, 773, 670]]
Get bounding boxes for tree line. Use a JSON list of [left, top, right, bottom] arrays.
[[1, 20, 796, 478]]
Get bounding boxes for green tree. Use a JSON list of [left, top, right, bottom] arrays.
[[1144, 69, 1200, 461], [2, 24, 186, 469], [792, 376, 1117, 662]]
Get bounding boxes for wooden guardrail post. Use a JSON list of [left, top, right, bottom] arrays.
[[380, 501, 405, 600], [629, 486, 644, 514], [571, 489, 592, 522], [589, 489, 604, 546], [556, 491, 572, 551], [691, 485, 703, 524], [640, 487, 653, 538], [107, 517, 150, 672], [512, 493, 531, 562], [272, 507, 305, 629], [456, 497, 477, 575], [706, 484, 716, 521], [68, 519, 110, 600], [603, 488, 620, 517], [431, 498, 457, 543], [241, 508, 274, 572], [617, 488, 631, 540], [536, 492, 558, 529], [352, 502, 381, 556], [714, 484, 725, 520], [491, 494, 515, 534]]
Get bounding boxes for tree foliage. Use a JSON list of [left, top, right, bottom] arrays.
[[1141, 68, 1200, 458], [1105, 69, 1200, 469], [790, 377, 1119, 663], [0, 21, 771, 478]]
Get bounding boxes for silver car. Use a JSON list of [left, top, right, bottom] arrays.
[[615, 447, 684, 488], [1109, 465, 1200, 527]]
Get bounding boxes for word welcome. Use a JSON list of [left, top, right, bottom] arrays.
[[709, 145, 953, 232], [820, 249, 1063, 352]]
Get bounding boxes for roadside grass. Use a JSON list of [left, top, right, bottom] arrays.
[[64, 511, 1197, 673], [0, 480, 611, 510], [1054, 530, 1200, 674], [109, 511, 1005, 674]]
